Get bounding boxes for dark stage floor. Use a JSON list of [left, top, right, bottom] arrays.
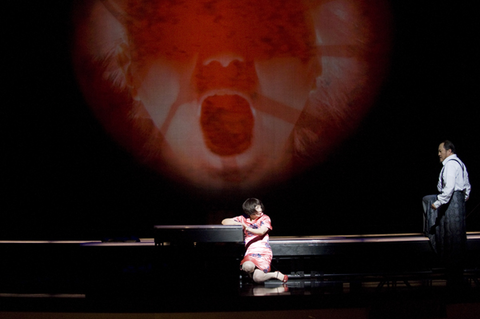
[[1, 232, 480, 317], [1, 273, 480, 318]]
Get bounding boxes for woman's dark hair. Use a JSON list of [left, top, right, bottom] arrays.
[[242, 198, 264, 216], [442, 140, 456, 154]]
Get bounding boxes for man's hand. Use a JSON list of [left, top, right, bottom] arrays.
[[431, 204, 437, 210]]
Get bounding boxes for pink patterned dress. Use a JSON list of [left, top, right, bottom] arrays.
[[234, 213, 273, 272]]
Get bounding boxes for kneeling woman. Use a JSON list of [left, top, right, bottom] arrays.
[[222, 198, 288, 283]]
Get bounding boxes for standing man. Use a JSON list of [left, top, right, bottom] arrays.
[[423, 140, 471, 278]]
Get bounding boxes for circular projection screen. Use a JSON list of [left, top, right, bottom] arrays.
[[73, 0, 391, 194]]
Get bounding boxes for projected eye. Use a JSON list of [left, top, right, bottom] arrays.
[[73, 0, 391, 194]]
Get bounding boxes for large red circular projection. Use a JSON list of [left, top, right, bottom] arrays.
[[73, 0, 391, 193]]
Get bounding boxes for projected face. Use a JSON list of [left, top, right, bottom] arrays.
[[73, 0, 391, 193]]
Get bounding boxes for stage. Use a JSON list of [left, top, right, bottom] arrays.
[[1, 232, 480, 317]]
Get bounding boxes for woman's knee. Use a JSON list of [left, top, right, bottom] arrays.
[[242, 261, 255, 273]]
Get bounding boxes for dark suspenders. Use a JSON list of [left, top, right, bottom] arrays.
[[440, 159, 465, 188]]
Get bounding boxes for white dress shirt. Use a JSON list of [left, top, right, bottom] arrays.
[[433, 154, 471, 208]]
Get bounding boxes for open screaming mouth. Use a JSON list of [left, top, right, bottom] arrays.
[[200, 94, 254, 156]]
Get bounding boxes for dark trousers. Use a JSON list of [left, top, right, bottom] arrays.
[[422, 191, 466, 272]]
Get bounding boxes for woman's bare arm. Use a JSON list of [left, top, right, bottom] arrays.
[[222, 218, 242, 226], [246, 225, 269, 235]]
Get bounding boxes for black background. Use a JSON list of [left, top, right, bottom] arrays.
[[3, 1, 479, 240]]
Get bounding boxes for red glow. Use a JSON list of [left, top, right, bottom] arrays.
[[72, 0, 391, 193], [201, 95, 254, 156]]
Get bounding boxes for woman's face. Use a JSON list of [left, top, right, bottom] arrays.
[[73, 0, 391, 194], [126, 0, 318, 190], [249, 205, 263, 220]]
